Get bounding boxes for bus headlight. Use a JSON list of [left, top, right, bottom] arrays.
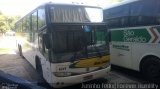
[[53, 72, 72, 77], [101, 62, 110, 69]]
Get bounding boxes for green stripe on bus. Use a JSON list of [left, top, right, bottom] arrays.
[[111, 28, 151, 43]]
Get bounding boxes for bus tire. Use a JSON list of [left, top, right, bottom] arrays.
[[18, 44, 23, 57], [141, 57, 160, 82], [35, 56, 47, 86], [35, 57, 43, 77]]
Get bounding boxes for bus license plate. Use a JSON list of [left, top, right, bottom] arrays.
[[83, 75, 93, 80]]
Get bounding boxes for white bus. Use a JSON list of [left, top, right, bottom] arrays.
[[104, 0, 160, 82], [15, 3, 110, 88]]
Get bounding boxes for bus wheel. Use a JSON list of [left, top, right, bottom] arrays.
[[36, 57, 43, 77], [35, 57, 47, 86], [18, 44, 23, 57], [141, 57, 160, 82]]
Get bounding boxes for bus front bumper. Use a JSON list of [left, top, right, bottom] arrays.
[[51, 66, 111, 88]]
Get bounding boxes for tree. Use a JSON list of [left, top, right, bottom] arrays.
[[7, 16, 20, 31], [0, 14, 8, 34], [0, 11, 20, 34]]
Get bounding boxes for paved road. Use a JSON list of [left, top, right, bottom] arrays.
[[0, 35, 46, 88], [0, 54, 43, 83], [0, 36, 41, 82]]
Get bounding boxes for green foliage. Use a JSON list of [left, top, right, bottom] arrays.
[[0, 12, 20, 33]]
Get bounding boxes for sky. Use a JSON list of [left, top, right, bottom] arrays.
[[0, 0, 125, 16]]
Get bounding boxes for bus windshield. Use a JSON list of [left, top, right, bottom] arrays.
[[51, 25, 108, 63], [50, 6, 103, 23]]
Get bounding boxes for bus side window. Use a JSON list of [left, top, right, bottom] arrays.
[[38, 8, 46, 29], [104, 4, 129, 28], [32, 11, 38, 31], [130, 0, 157, 26], [31, 11, 38, 43], [155, 1, 160, 25], [38, 34, 44, 53], [156, 15, 160, 25]]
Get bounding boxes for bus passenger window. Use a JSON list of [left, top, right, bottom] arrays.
[[38, 8, 46, 29]]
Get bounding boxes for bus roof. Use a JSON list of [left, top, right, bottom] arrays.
[[15, 2, 102, 23], [103, 0, 158, 19], [104, 0, 139, 10], [43, 2, 101, 8]]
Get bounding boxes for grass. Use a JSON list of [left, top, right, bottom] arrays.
[[0, 48, 12, 54]]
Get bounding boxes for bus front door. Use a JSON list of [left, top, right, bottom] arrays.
[[38, 32, 52, 84], [110, 42, 132, 69]]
